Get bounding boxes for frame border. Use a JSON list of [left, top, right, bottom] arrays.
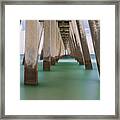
[[0, 0, 119, 119]]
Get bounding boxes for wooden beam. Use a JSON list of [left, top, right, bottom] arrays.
[[24, 20, 39, 85], [72, 21, 84, 65], [50, 20, 57, 65], [88, 20, 100, 73], [58, 21, 69, 26], [76, 20, 92, 69], [43, 20, 51, 71], [38, 22, 44, 60], [70, 21, 84, 64], [56, 25, 65, 60], [60, 28, 69, 31], [55, 25, 61, 62], [69, 31, 77, 57]]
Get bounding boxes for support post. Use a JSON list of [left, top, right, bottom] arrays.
[[55, 24, 61, 62], [24, 20, 39, 85], [43, 20, 51, 71], [76, 20, 92, 69], [88, 20, 100, 73], [50, 20, 57, 65], [70, 21, 84, 65]]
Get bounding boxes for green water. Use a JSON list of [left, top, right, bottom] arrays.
[[20, 58, 100, 100]]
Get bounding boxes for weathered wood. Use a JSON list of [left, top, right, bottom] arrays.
[[37, 22, 44, 60], [68, 38, 74, 56], [76, 20, 92, 69], [23, 22, 43, 65], [57, 24, 65, 57], [71, 21, 84, 65], [58, 21, 70, 52], [66, 42, 71, 55], [70, 21, 84, 64], [43, 20, 51, 71], [60, 36, 65, 56], [69, 28, 77, 58], [54, 25, 60, 62], [68, 30, 75, 56], [50, 20, 57, 65], [54, 24, 65, 62], [24, 63, 38, 85], [43, 58, 51, 71], [24, 20, 39, 85], [69, 24, 81, 63], [88, 20, 100, 73]]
